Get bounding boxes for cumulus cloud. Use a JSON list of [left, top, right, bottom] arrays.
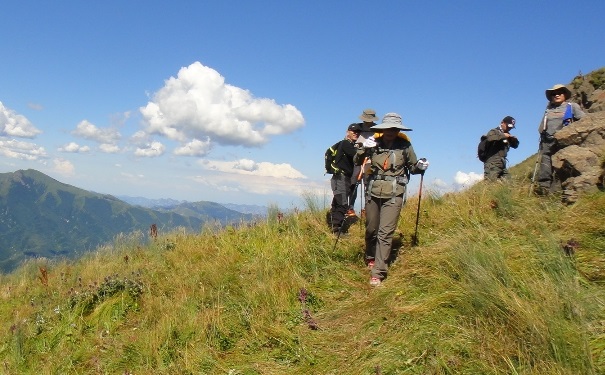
[[58, 142, 91, 153], [129, 130, 150, 146], [139, 62, 305, 147], [454, 171, 483, 188], [134, 141, 165, 157], [0, 139, 47, 160], [190, 169, 320, 198], [200, 159, 306, 179], [0, 102, 42, 138], [174, 138, 212, 156], [52, 158, 75, 176], [72, 120, 121, 144], [424, 172, 483, 196], [99, 144, 121, 153]]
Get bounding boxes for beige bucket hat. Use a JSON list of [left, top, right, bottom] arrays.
[[359, 108, 379, 122], [545, 84, 571, 101]]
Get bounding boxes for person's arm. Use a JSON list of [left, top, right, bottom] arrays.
[[485, 129, 505, 143], [405, 145, 423, 175], [508, 136, 519, 149], [571, 102, 586, 120]]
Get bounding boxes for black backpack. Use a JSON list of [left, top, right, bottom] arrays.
[[324, 141, 344, 174], [477, 135, 491, 162]]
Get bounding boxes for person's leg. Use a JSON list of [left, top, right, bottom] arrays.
[[329, 175, 348, 232], [537, 142, 554, 192], [371, 196, 403, 281], [484, 157, 504, 181], [348, 171, 358, 210]]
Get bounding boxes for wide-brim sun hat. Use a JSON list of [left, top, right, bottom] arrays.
[[371, 112, 412, 131], [545, 84, 571, 101], [359, 108, 379, 122]]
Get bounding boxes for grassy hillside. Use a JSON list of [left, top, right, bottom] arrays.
[[0, 160, 603, 374], [0, 169, 252, 273]]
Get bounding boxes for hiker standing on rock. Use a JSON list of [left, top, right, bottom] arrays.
[[535, 84, 586, 195], [482, 116, 519, 181], [355, 113, 429, 286], [328, 123, 362, 234]]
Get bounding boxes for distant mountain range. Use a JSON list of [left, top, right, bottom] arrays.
[[118, 196, 268, 216], [0, 169, 257, 273]]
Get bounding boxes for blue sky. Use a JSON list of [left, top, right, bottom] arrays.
[[1, 1, 603, 209]]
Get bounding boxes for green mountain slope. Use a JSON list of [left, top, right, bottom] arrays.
[[0, 170, 249, 273], [0, 162, 603, 374]]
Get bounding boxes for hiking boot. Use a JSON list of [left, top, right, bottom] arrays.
[[367, 260, 375, 270], [369, 277, 381, 286]]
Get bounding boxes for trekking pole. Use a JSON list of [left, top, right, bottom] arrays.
[[332, 215, 347, 252], [357, 157, 368, 232], [529, 137, 542, 196], [411, 171, 425, 246]]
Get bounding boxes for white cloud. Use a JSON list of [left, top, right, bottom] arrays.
[[174, 138, 212, 156], [134, 141, 165, 157], [0, 101, 42, 138], [186, 158, 313, 198], [72, 120, 121, 144], [0, 139, 47, 160], [99, 144, 121, 153], [454, 171, 483, 188], [130, 130, 149, 145], [52, 158, 75, 176], [424, 172, 483, 196], [139, 62, 305, 148], [58, 142, 91, 153], [200, 159, 306, 179], [190, 171, 320, 197]]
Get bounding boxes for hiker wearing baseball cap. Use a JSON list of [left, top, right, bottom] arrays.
[[327, 123, 362, 234], [354, 112, 429, 286], [482, 116, 519, 181], [535, 84, 585, 195]]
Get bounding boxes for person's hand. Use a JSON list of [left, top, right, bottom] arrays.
[[363, 136, 377, 149], [416, 158, 429, 171]]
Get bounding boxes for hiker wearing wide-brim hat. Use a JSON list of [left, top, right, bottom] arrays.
[[355, 108, 380, 144], [545, 84, 572, 101], [354, 112, 429, 287], [352, 108, 380, 211], [359, 108, 379, 123], [534, 83, 586, 195], [371, 112, 413, 131]]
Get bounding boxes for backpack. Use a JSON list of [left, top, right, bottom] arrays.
[[324, 141, 344, 174], [477, 135, 491, 162]]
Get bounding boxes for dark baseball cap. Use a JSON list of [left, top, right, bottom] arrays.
[[347, 123, 362, 132], [502, 116, 516, 128]]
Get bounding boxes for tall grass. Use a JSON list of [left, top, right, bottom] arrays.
[[0, 174, 603, 374]]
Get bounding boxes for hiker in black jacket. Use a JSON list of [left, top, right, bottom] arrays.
[[483, 116, 519, 181], [329, 123, 361, 233]]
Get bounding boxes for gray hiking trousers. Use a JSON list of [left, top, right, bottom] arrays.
[[365, 195, 404, 281]]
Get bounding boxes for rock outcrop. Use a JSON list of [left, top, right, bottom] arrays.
[[551, 68, 605, 203]]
